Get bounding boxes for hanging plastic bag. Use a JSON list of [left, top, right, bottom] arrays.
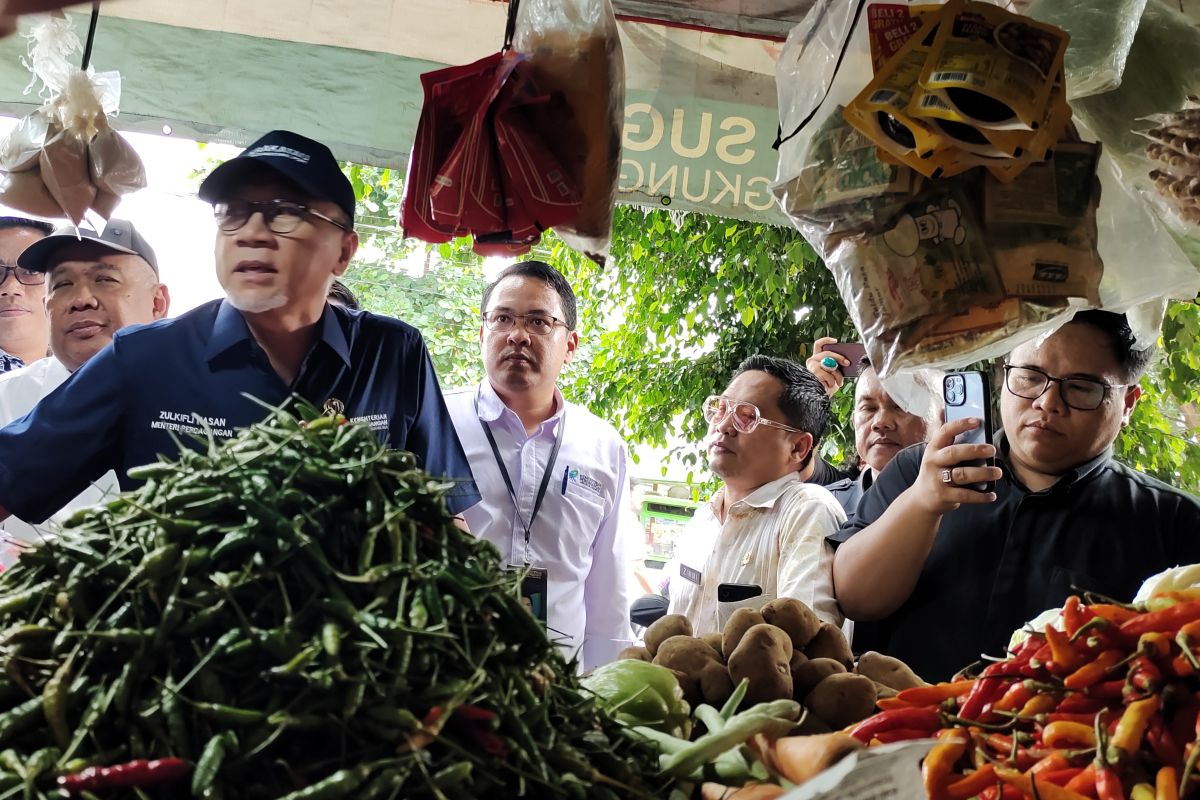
[[512, 0, 624, 265], [1024, 0, 1148, 101], [772, 0, 1199, 374], [0, 13, 144, 224]]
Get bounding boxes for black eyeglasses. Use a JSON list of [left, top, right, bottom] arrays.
[[0, 264, 45, 286], [481, 311, 570, 335], [1003, 364, 1123, 411], [213, 199, 351, 235]]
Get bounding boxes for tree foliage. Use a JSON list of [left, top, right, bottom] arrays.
[[340, 164, 1200, 492]]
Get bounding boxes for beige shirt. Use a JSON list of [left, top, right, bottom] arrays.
[[667, 473, 846, 636]]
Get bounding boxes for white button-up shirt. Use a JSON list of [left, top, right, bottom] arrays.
[[446, 381, 634, 670], [0, 357, 120, 546], [667, 473, 847, 636]]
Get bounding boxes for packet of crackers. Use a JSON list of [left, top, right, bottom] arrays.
[[1144, 102, 1200, 227], [865, 3, 942, 74], [910, 0, 1068, 133]]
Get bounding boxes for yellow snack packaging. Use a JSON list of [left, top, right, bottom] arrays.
[[911, 0, 1068, 132], [866, 3, 942, 74], [845, 13, 947, 176]]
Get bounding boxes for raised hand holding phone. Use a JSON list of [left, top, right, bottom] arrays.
[[942, 372, 997, 493]]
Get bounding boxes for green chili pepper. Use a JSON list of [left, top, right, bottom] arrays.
[[321, 623, 340, 658], [190, 701, 267, 726], [273, 764, 371, 800], [191, 731, 236, 796], [42, 656, 72, 749]]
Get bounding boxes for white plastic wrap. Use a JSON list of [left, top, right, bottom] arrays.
[[513, 0, 624, 265], [1025, 0, 1149, 100], [772, 0, 1199, 374]]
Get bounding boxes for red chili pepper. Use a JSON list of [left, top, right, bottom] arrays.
[[1120, 600, 1200, 636], [1089, 680, 1125, 701], [1147, 716, 1184, 767], [58, 759, 191, 794], [1058, 694, 1108, 714], [960, 663, 1011, 722], [1063, 596, 1088, 637], [1089, 604, 1141, 626], [992, 682, 1036, 713], [849, 706, 941, 743], [422, 706, 444, 726], [1042, 768, 1086, 786], [453, 704, 497, 723], [896, 680, 976, 707], [1094, 764, 1123, 800], [1125, 653, 1164, 696], [1065, 763, 1098, 796]]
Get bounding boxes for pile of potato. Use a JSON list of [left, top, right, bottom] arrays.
[[621, 599, 926, 731]]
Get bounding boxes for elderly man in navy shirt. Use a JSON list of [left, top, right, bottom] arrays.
[[0, 130, 479, 524]]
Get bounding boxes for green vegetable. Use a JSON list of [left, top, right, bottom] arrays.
[[0, 405, 666, 798], [582, 660, 691, 737]]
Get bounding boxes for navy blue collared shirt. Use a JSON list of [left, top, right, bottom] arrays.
[[0, 350, 22, 374], [0, 299, 480, 521]]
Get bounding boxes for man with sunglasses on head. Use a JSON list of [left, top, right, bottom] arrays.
[[0, 216, 54, 372], [445, 261, 635, 671], [667, 356, 847, 635], [831, 311, 1200, 681], [0, 130, 479, 529]]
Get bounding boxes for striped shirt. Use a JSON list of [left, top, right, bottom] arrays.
[[0, 350, 22, 374]]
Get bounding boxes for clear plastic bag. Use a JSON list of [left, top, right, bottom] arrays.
[[1025, 0, 1149, 100], [513, 0, 624, 266], [0, 13, 144, 224], [772, 0, 1199, 374]]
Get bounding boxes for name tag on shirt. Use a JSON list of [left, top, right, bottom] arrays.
[[679, 564, 702, 585], [508, 565, 549, 623]]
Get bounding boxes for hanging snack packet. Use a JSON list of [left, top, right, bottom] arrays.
[[778, 106, 916, 229], [866, 3, 941, 74], [1144, 104, 1200, 225], [911, 0, 1068, 132], [845, 12, 948, 175]]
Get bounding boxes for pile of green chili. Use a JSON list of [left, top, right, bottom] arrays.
[[0, 406, 668, 799]]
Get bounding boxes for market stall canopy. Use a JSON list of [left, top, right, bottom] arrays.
[[0, 0, 811, 223]]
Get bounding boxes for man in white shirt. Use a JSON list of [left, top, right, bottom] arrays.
[[0, 220, 168, 546], [446, 261, 633, 671], [668, 355, 847, 635]]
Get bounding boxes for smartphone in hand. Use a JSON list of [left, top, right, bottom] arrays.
[[824, 342, 868, 378], [942, 371, 996, 492]]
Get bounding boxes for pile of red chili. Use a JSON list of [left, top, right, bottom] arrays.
[[848, 593, 1200, 800]]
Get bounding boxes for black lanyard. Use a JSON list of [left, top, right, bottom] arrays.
[[475, 396, 565, 563]]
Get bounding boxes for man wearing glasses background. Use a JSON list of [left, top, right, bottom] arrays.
[[0, 130, 479, 529], [445, 261, 636, 671], [0, 220, 167, 548], [666, 355, 846, 635], [0, 216, 54, 371], [831, 311, 1200, 681]]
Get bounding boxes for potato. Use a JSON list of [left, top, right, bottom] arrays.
[[700, 633, 725, 661], [722, 608, 766, 659], [654, 635, 733, 706], [618, 646, 651, 662], [868, 679, 899, 700], [855, 651, 928, 690], [788, 649, 808, 672], [791, 657, 846, 698], [761, 598, 822, 651], [803, 623, 853, 668], [644, 614, 693, 657], [805, 673, 877, 729], [766, 732, 864, 784], [728, 624, 793, 704]]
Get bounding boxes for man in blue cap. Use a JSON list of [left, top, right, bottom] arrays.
[[0, 130, 479, 526]]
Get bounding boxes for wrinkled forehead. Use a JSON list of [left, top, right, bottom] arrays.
[[854, 367, 886, 403]]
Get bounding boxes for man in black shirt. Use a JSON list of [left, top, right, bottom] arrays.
[[831, 311, 1200, 681]]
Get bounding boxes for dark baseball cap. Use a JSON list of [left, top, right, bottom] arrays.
[[197, 130, 355, 223], [17, 219, 159, 275]]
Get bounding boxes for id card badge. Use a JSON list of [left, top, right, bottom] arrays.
[[511, 565, 549, 623]]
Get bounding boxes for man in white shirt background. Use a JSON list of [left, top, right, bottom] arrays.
[[667, 355, 847, 635], [0, 219, 168, 546], [446, 260, 634, 671]]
